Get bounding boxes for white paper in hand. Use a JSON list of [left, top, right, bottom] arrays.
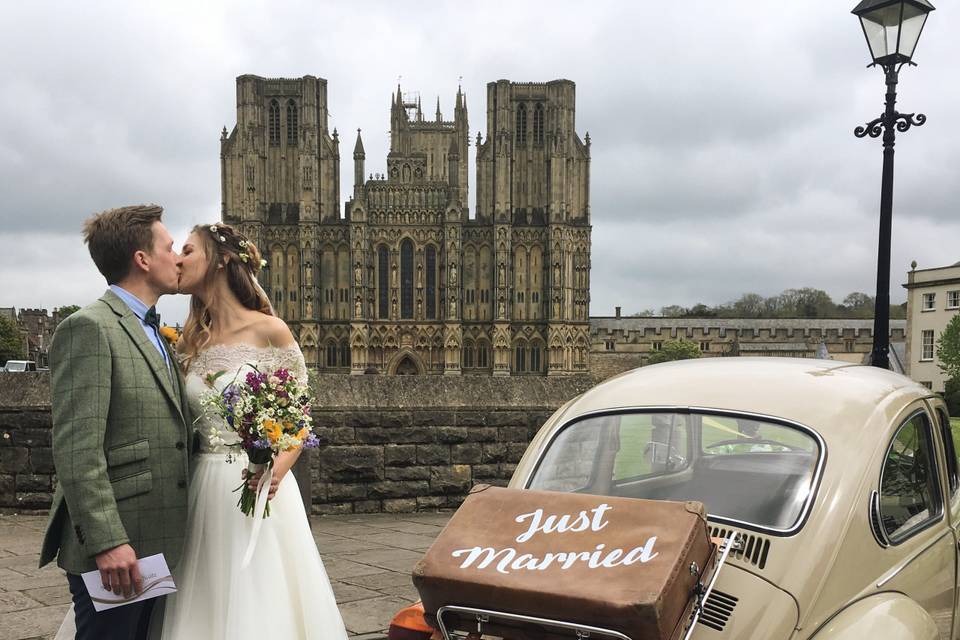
[[80, 553, 177, 611]]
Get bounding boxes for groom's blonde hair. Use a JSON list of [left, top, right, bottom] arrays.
[[180, 222, 273, 368]]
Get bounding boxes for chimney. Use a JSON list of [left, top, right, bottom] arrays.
[[615, 306, 621, 319]]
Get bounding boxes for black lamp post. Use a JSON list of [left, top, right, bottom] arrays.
[[852, 0, 934, 370]]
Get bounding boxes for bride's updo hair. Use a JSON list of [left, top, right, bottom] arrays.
[[179, 222, 273, 367]]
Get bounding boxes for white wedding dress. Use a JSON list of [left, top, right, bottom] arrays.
[[156, 343, 347, 640]]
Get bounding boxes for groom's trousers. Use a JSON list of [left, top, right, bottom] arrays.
[[67, 573, 157, 640]]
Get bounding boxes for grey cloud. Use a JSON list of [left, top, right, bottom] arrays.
[[1, 0, 957, 322]]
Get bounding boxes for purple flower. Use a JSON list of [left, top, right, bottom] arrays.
[[302, 433, 320, 449], [252, 438, 272, 449]]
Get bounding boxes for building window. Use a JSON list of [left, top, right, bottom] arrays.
[[463, 343, 474, 368], [286, 100, 299, 146], [515, 104, 527, 145], [426, 245, 437, 319], [477, 343, 489, 368], [922, 293, 936, 311], [400, 239, 413, 319], [326, 342, 337, 368], [515, 345, 526, 372], [268, 100, 280, 146], [604, 340, 615, 351], [652, 341, 663, 351], [921, 329, 935, 361], [531, 345, 541, 373], [533, 103, 544, 145], [340, 341, 351, 367], [378, 246, 389, 319], [699, 341, 710, 352], [948, 290, 960, 309]]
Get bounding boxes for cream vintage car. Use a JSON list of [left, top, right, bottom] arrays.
[[391, 357, 958, 640]]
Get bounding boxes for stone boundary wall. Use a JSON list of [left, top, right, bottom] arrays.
[[0, 372, 595, 514]]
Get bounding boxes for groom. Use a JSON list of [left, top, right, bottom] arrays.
[[39, 205, 192, 640]]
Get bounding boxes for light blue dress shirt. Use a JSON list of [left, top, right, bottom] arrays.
[[109, 285, 170, 369]]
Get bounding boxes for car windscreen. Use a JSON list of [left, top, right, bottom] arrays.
[[526, 411, 822, 533]]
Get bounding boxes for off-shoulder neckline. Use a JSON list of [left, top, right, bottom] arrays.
[[201, 342, 300, 353]]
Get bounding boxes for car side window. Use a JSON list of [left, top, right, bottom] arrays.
[[936, 408, 959, 498], [879, 412, 943, 542]]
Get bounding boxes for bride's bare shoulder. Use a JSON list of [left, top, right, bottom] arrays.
[[251, 315, 295, 349]]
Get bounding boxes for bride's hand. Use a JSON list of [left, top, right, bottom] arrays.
[[243, 467, 284, 500]]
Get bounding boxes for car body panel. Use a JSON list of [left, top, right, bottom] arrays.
[[808, 593, 939, 639]]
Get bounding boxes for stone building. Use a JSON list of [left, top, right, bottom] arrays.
[[588, 310, 907, 382], [220, 75, 591, 375], [904, 260, 960, 392]]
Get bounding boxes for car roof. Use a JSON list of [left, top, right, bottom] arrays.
[[559, 357, 933, 440]]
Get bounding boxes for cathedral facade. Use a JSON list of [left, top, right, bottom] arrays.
[[220, 75, 591, 375]]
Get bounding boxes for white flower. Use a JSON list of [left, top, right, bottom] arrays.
[[219, 235, 226, 242], [260, 259, 268, 268], [209, 225, 218, 233]]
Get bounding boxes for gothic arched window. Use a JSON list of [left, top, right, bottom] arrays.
[[515, 104, 527, 145], [268, 100, 280, 146], [286, 100, 299, 146], [400, 239, 414, 319], [425, 245, 437, 319], [477, 342, 489, 369], [533, 103, 544, 145], [515, 342, 527, 373], [326, 342, 337, 368], [531, 343, 542, 373], [339, 341, 351, 367], [377, 246, 389, 319], [463, 341, 474, 369]]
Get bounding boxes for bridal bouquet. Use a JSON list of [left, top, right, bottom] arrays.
[[203, 366, 319, 518]]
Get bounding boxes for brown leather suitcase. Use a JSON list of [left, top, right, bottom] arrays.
[[412, 485, 713, 640]]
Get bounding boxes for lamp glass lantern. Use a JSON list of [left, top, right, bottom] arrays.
[[852, 0, 935, 66]]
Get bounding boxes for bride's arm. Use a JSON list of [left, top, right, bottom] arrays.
[[246, 316, 308, 499]]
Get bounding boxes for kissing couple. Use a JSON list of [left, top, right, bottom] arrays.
[[40, 205, 348, 639]]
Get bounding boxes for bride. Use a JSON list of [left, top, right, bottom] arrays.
[[156, 222, 347, 639]]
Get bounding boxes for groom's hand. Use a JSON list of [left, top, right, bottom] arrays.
[[95, 543, 143, 598]]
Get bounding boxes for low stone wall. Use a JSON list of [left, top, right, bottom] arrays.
[[0, 373, 55, 513], [0, 372, 595, 514]]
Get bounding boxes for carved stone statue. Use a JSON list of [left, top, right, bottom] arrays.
[[449, 263, 457, 284], [355, 263, 362, 287]]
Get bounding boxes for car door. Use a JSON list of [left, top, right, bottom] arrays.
[[873, 406, 955, 638], [928, 402, 960, 640]]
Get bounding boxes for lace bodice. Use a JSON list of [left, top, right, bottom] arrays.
[[184, 343, 308, 454]]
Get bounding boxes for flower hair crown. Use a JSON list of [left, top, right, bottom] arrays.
[[208, 225, 268, 268]]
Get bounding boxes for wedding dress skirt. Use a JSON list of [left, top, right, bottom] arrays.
[[157, 450, 345, 639]]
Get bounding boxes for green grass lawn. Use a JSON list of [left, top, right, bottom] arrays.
[[612, 413, 815, 481], [952, 418, 960, 454]]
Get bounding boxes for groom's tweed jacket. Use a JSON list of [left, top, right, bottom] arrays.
[[39, 289, 192, 574]]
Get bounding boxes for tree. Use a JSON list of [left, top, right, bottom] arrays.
[[838, 292, 874, 319], [729, 293, 764, 318], [659, 305, 687, 318], [56, 305, 80, 319], [0, 316, 25, 365], [647, 339, 701, 365], [937, 314, 960, 381]]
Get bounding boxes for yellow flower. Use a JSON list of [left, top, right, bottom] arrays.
[[262, 419, 282, 444], [159, 325, 180, 346]]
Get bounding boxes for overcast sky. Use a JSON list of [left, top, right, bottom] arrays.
[[1, 1, 957, 324]]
